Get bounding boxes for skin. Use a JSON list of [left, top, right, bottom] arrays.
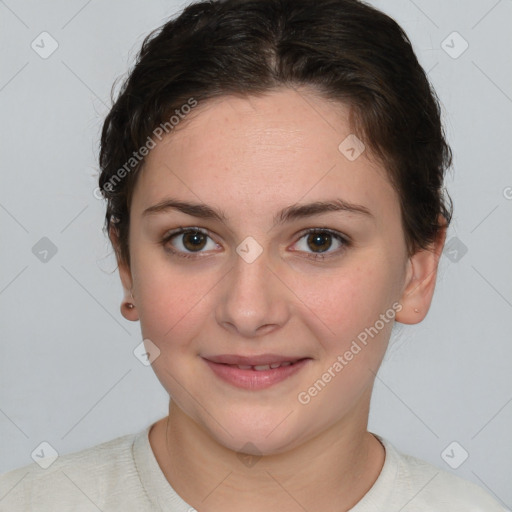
[[111, 87, 446, 512]]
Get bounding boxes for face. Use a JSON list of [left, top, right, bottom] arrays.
[[118, 88, 415, 455]]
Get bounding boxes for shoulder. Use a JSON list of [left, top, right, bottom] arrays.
[[378, 437, 506, 511], [0, 429, 149, 512]]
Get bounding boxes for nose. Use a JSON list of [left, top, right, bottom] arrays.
[[216, 245, 290, 339]]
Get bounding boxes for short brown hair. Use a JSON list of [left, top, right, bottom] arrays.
[[99, 0, 453, 267]]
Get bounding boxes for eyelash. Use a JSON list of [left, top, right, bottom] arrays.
[[160, 227, 351, 261]]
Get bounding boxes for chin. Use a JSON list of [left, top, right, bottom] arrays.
[[202, 410, 309, 457]]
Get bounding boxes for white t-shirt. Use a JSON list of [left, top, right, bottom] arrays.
[[0, 424, 505, 511]]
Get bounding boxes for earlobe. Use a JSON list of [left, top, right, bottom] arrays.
[[110, 226, 139, 322], [120, 271, 139, 322], [395, 220, 447, 325], [121, 289, 139, 321]]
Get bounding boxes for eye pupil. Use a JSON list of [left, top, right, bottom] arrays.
[[183, 231, 207, 251], [308, 233, 331, 252]]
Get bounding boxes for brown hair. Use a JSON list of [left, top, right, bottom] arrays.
[[98, 0, 453, 268]]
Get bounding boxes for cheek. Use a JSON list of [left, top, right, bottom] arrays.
[[293, 266, 396, 414], [297, 257, 398, 366], [131, 250, 213, 345], [302, 261, 389, 329]]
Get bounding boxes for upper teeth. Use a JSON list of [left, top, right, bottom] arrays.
[[233, 361, 294, 371], [234, 361, 292, 371]]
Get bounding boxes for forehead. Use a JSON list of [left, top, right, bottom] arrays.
[[131, 88, 400, 226]]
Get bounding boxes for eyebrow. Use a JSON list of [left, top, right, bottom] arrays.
[[142, 197, 374, 226]]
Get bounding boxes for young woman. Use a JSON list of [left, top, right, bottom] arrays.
[[0, 0, 505, 510]]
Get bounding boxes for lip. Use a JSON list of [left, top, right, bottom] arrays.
[[204, 353, 306, 366], [202, 356, 312, 390]]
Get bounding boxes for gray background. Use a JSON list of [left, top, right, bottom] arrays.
[[1, 0, 511, 508]]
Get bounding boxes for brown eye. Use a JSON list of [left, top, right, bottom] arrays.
[[181, 230, 208, 251], [162, 227, 218, 259], [307, 232, 333, 253], [293, 228, 349, 260]]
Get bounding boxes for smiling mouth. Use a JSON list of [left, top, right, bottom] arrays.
[[202, 356, 312, 390], [221, 360, 304, 371]]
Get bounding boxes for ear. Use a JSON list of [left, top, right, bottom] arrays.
[[395, 216, 447, 325], [109, 226, 139, 322]]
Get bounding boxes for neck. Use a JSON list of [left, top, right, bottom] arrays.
[[149, 395, 385, 512]]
